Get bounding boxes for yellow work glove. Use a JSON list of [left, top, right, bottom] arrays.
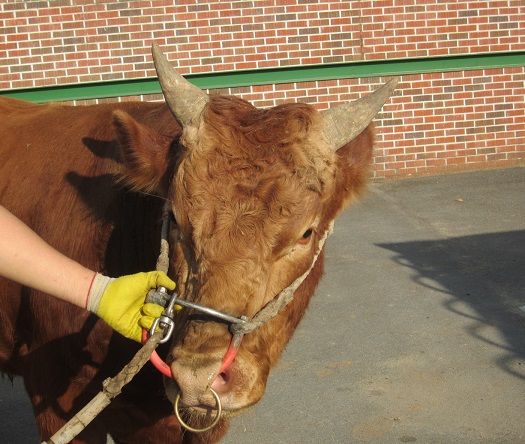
[[140, 300, 183, 332], [140, 302, 166, 331], [86, 271, 176, 342]]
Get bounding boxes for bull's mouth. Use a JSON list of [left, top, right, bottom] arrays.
[[179, 404, 218, 414], [164, 374, 249, 419], [164, 377, 232, 433], [174, 386, 223, 432]]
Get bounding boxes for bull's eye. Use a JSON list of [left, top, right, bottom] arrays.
[[298, 229, 313, 245]]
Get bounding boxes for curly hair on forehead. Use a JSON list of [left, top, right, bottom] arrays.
[[199, 95, 335, 192], [204, 95, 321, 150]]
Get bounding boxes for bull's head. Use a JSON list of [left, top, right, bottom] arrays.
[[115, 44, 398, 433]]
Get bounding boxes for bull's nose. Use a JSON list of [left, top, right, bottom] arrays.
[[169, 360, 224, 408]]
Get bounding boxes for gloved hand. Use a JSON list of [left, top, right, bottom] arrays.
[[86, 271, 176, 342], [140, 302, 165, 331]]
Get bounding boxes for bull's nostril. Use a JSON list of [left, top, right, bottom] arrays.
[[211, 370, 231, 394]]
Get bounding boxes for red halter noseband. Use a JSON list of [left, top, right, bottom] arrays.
[[142, 290, 249, 378]]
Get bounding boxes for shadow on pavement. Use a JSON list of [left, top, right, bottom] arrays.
[[378, 229, 525, 381]]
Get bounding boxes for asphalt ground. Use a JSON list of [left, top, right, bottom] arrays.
[[1, 167, 524, 443]]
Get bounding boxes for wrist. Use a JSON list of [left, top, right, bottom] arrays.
[[86, 273, 114, 313]]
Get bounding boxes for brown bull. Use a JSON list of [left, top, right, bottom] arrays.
[[0, 44, 397, 443]]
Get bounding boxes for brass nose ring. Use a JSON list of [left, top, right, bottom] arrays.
[[174, 387, 222, 433]]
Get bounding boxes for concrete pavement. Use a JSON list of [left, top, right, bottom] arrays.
[[1, 167, 524, 443]]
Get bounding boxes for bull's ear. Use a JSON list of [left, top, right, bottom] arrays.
[[326, 124, 375, 218], [113, 110, 176, 196]]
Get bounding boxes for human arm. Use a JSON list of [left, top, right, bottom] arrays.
[[0, 205, 173, 341]]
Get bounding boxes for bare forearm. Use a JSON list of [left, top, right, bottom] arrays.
[[0, 205, 94, 308]]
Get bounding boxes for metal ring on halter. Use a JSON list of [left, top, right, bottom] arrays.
[[149, 315, 175, 344], [174, 388, 222, 433]]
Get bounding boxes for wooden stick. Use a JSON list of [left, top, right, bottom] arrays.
[[44, 332, 163, 444]]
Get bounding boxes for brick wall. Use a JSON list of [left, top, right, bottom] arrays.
[[1, 0, 524, 178]]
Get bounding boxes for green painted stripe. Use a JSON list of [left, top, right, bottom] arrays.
[[1, 51, 524, 103]]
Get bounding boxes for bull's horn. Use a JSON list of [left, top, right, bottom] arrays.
[[322, 77, 399, 151], [152, 43, 208, 127]]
